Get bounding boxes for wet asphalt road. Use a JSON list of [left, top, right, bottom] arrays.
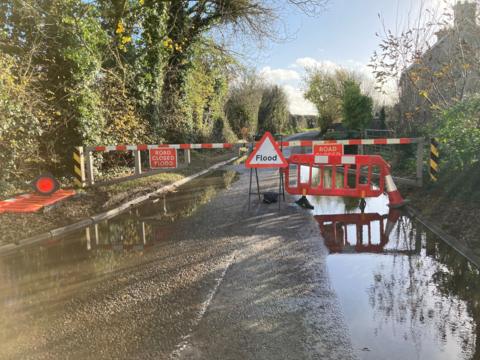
[[0, 160, 356, 360]]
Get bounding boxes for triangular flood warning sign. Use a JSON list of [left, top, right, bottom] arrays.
[[245, 132, 288, 168]]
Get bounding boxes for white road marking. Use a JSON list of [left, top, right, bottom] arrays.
[[170, 251, 237, 359]]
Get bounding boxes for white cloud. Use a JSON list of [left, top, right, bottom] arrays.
[[259, 66, 300, 83], [283, 85, 318, 116], [295, 57, 340, 73]]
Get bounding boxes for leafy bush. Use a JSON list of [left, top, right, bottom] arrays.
[[211, 117, 237, 143], [437, 96, 480, 171], [225, 70, 265, 138], [341, 80, 373, 131], [257, 85, 289, 135], [0, 54, 44, 194]]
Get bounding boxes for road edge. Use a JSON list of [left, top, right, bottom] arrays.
[[406, 205, 480, 268]]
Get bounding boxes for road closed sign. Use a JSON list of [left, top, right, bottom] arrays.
[[149, 148, 177, 169], [245, 132, 288, 168], [313, 144, 344, 156]]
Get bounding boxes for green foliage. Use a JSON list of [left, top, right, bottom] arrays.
[[225, 70, 265, 138], [438, 96, 480, 171], [2, 0, 319, 195], [304, 69, 352, 131], [341, 80, 373, 131], [287, 115, 319, 134], [184, 40, 235, 142], [0, 54, 43, 193], [211, 117, 237, 143], [379, 107, 387, 130], [257, 85, 289, 134]]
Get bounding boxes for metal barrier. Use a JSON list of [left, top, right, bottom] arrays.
[[74, 137, 424, 188], [75, 143, 236, 187], [284, 154, 406, 207]]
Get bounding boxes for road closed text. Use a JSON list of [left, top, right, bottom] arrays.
[[149, 148, 177, 169]]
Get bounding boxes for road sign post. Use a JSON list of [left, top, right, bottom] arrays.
[[245, 132, 288, 210]]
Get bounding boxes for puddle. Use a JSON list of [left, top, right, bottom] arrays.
[[313, 195, 479, 360], [0, 170, 238, 309]]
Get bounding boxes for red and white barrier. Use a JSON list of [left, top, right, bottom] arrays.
[[86, 138, 419, 153], [89, 143, 233, 152], [278, 138, 417, 148], [284, 153, 407, 208]]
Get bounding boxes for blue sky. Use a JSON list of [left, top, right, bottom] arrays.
[[247, 0, 456, 114]]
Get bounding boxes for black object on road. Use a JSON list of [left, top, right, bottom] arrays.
[[263, 192, 279, 204], [296, 195, 314, 210]]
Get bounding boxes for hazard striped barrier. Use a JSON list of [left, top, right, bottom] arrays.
[[277, 138, 419, 147], [73, 146, 86, 188], [84, 138, 420, 152], [430, 138, 439, 182], [77, 137, 423, 187], [87, 143, 233, 152], [81, 142, 236, 186]]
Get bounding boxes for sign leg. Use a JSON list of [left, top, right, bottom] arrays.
[[278, 169, 282, 210], [248, 168, 253, 210], [255, 168, 261, 201]]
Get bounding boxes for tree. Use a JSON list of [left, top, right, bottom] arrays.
[[370, 1, 480, 135], [157, 0, 329, 142], [341, 80, 373, 131], [379, 107, 387, 130], [225, 69, 265, 138], [257, 85, 289, 134], [304, 69, 354, 131]]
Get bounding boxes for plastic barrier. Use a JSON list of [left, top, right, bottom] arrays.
[[284, 154, 406, 207]]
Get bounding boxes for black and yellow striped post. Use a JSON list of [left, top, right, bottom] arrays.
[[73, 146, 86, 188], [430, 138, 439, 182]]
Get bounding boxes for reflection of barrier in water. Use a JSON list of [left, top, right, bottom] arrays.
[[80, 171, 237, 253], [315, 209, 404, 253]]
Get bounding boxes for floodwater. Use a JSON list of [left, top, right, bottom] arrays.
[[1, 162, 479, 359], [310, 193, 480, 360], [0, 170, 238, 356]]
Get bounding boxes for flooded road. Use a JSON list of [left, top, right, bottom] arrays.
[[310, 194, 480, 360], [0, 159, 479, 359], [0, 170, 240, 359]]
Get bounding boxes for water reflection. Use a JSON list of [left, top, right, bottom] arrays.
[[316, 209, 404, 254], [0, 170, 237, 310], [319, 196, 479, 360]]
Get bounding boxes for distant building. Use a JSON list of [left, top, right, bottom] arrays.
[[398, 1, 480, 134]]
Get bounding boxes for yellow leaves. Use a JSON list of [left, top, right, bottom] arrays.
[[139, 0, 144, 5], [162, 37, 183, 52], [163, 37, 173, 49], [115, 21, 131, 51], [116, 21, 125, 35], [121, 36, 132, 44], [419, 90, 429, 99]]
